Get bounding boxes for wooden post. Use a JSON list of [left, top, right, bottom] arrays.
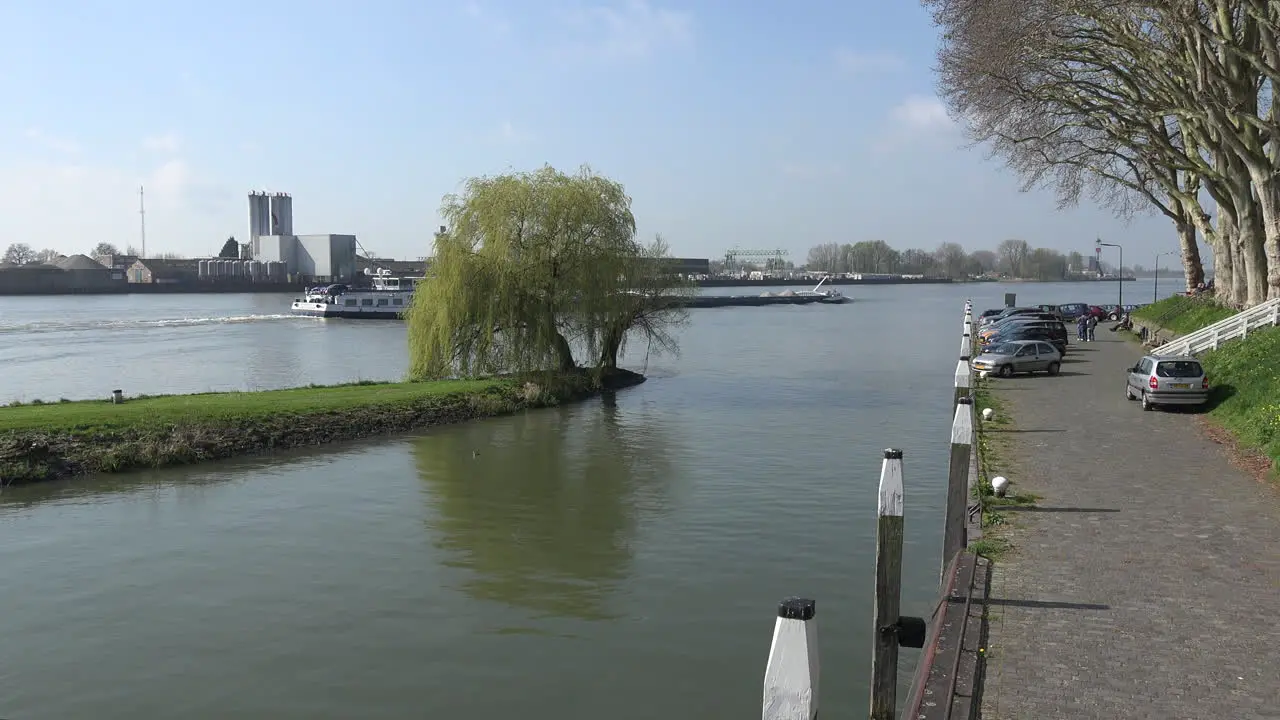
[[871, 448, 905, 720], [763, 597, 819, 720], [954, 358, 971, 407], [942, 397, 974, 575]]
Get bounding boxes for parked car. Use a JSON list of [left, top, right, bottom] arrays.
[[1109, 303, 1146, 321], [1035, 304, 1067, 320], [1125, 355, 1209, 411], [979, 307, 1044, 327], [1087, 305, 1110, 321], [984, 325, 1068, 355], [1056, 303, 1090, 320], [972, 340, 1063, 377], [979, 319, 1068, 347], [978, 308, 1005, 320]]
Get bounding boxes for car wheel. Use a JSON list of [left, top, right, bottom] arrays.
[[1141, 391, 1153, 411], [1047, 361, 1061, 376], [998, 364, 1014, 378], [1125, 385, 1135, 400]]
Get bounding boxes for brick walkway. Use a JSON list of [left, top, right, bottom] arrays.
[[978, 332, 1280, 720]]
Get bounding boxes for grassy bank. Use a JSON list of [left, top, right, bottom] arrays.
[[1132, 295, 1235, 336], [0, 370, 642, 485], [969, 376, 1037, 559], [1197, 326, 1280, 474]]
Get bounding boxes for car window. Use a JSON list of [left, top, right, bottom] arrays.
[[1037, 343, 1053, 354], [1155, 361, 1203, 378], [1014, 345, 1033, 356], [985, 343, 1014, 355]]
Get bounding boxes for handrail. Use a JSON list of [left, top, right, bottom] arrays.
[[1153, 297, 1280, 356]]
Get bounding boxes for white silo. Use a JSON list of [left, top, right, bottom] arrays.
[[198, 259, 209, 279], [247, 191, 272, 255], [241, 260, 253, 279], [268, 192, 293, 236]]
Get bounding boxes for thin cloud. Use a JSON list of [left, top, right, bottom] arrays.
[[25, 128, 79, 154], [890, 95, 954, 132], [142, 133, 181, 153], [557, 0, 693, 61], [495, 120, 532, 144], [780, 162, 844, 180], [461, 1, 512, 37], [833, 49, 904, 75]]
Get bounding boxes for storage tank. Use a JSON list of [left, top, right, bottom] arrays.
[[268, 261, 284, 281], [268, 193, 293, 236], [198, 259, 209, 279], [219, 259, 231, 277], [241, 260, 253, 279]]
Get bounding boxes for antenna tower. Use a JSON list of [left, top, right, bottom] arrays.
[[139, 185, 147, 259]]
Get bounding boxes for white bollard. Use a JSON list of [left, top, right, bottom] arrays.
[[982, 407, 994, 422], [763, 597, 819, 720], [992, 476, 1010, 497], [943, 398, 974, 572], [960, 333, 971, 360]]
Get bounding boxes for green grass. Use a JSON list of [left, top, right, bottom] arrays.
[[1199, 325, 1280, 472], [1133, 295, 1236, 336], [0, 378, 507, 434], [969, 376, 1038, 559]]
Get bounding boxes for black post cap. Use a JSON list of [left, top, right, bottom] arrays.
[[960, 355, 971, 361], [957, 396, 973, 405], [883, 448, 904, 460], [777, 597, 816, 620], [896, 616, 928, 648], [963, 332, 970, 337]]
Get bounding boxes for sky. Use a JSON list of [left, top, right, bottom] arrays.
[[0, 0, 1193, 268]]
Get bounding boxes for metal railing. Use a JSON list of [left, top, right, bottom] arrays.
[[1152, 297, 1280, 357]]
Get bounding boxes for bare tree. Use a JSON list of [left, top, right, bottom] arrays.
[[805, 243, 842, 273], [921, 0, 1280, 302], [34, 248, 61, 264], [996, 239, 1030, 277], [935, 242, 969, 278], [2, 243, 36, 265], [92, 242, 121, 257]]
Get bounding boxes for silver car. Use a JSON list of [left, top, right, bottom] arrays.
[[971, 340, 1063, 377], [1125, 355, 1209, 410]]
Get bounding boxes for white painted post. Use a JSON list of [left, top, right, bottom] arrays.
[[960, 332, 971, 360], [1272, 302, 1279, 327], [1241, 314, 1248, 339], [954, 358, 971, 407], [763, 597, 819, 720], [942, 397, 974, 574], [1211, 328, 1219, 350], [870, 449, 905, 720]]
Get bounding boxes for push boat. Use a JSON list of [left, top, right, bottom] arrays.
[[290, 269, 423, 319]]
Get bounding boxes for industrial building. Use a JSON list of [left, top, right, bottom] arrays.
[[246, 191, 357, 281]]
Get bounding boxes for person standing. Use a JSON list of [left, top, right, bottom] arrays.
[[1087, 313, 1098, 342], [1077, 314, 1088, 342]]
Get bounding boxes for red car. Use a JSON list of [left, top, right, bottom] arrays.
[[1087, 305, 1109, 321]]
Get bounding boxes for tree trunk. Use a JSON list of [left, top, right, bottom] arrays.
[[1253, 179, 1280, 300], [553, 333, 577, 372], [1235, 189, 1269, 306], [1170, 197, 1205, 290], [1193, 211, 1232, 302]]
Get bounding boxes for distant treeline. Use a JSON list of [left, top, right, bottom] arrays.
[[804, 239, 1110, 281]]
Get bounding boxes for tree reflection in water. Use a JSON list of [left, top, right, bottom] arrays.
[[411, 393, 672, 621]]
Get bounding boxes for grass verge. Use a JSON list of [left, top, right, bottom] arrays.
[[969, 375, 1038, 560], [1197, 325, 1280, 475], [1132, 294, 1235, 336], [0, 369, 643, 485]]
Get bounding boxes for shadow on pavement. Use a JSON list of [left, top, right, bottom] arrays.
[[984, 598, 1110, 611], [1001, 506, 1120, 513]]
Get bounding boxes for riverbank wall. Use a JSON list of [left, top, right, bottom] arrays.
[[0, 370, 643, 486]]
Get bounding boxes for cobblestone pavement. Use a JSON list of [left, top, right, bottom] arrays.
[[977, 333, 1280, 720]]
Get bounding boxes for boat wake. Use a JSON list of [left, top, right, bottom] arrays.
[[0, 314, 306, 335]]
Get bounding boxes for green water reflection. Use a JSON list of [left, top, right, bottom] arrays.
[[412, 394, 672, 621]]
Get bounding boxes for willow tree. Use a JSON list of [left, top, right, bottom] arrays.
[[406, 165, 691, 380]]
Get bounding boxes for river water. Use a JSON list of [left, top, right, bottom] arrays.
[[0, 279, 1175, 719]]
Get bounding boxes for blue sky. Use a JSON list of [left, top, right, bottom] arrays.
[[1, 0, 1187, 267]]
